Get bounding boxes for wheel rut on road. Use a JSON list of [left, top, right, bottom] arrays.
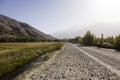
[[17, 43, 120, 80]]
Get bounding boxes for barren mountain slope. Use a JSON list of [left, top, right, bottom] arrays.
[[0, 14, 54, 40]]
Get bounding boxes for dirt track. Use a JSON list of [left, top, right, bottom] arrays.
[[16, 43, 120, 80]]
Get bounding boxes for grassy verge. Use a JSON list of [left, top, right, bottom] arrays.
[[0, 42, 64, 77], [14, 49, 61, 80]]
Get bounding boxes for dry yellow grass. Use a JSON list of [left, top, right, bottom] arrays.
[[0, 42, 64, 77]]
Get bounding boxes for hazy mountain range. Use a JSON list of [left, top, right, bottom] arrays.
[[1, 14, 120, 40], [0, 14, 54, 40], [51, 22, 120, 39]]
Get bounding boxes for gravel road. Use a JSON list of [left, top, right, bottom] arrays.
[[16, 43, 120, 80]]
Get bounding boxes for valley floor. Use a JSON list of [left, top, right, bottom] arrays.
[[16, 43, 120, 80]]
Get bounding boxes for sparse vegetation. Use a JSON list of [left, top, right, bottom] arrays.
[[0, 42, 64, 77], [69, 31, 120, 50]]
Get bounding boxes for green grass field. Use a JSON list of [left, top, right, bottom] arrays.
[[0, 42, 64, 77]]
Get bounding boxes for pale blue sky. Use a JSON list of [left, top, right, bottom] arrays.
[[0, 0, 120, 33]]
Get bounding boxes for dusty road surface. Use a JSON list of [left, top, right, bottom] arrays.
[[17, 43, 120, 80]]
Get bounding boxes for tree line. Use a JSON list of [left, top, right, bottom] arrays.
[[69, 31, 120, 50], [0, 36, 55, 42]]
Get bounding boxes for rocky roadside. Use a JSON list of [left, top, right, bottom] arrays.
[[15, 43, 120, 80]]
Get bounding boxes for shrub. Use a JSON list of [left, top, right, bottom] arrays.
[[115, 35, 120, 50], [82, 31, 94, 45]]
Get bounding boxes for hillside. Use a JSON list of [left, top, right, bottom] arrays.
[[51, 22, 120, 39], [0, 14, 54, 41]]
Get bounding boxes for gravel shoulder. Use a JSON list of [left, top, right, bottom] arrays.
[[76, 44, 120, 70], [15, 43, 120, 80]]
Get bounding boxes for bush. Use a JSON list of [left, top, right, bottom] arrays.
[[82, 31, 94, 45], [115, 35, 120, 50]]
